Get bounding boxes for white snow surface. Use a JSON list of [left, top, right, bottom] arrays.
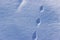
[[0, 0, 60, 40]]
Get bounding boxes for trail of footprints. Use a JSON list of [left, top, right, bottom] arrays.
[[32, 6, 44, 40]]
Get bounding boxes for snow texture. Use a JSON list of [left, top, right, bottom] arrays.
[[0, 0, 60, 40]]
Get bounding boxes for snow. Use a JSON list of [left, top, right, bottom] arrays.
[[0, 0, 60, 40]]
